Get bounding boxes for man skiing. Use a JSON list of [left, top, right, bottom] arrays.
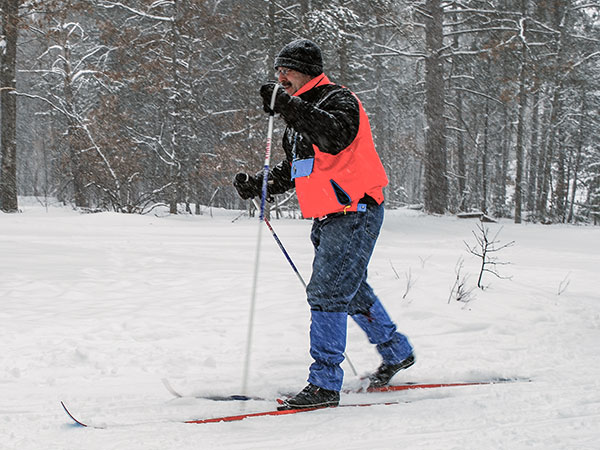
[[233, 38, 414, 410]]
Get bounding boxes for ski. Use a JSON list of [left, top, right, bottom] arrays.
[[61, 401, 90, 427], [355, 377, 525, 394], [61, 398, 407, 428], [161, 378, 268, 401], [185, 399, 407, 424], [63, 377, 528, 428], [162, 377, 525, 400]]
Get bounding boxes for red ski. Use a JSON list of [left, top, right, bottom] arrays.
[[360, 379, 519, 393], [61, 399, 406, 428], [162, 377, 523, 401], [62, 378, 527, 428], [184, 400, 405, 424]]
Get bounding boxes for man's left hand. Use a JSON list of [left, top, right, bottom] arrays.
[[260, 82, 290, 114]]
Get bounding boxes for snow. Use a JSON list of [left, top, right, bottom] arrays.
[[1, 199, 599, 450]]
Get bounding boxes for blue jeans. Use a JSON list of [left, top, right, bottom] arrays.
[[305, 203, 413, 391], [307, 203, 385, 314]]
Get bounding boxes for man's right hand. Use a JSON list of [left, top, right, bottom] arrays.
[[260, 82, 290, 115], [233, 172, 260, 200]]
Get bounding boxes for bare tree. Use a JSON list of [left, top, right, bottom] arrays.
[[448, 257, 475, 305], [5, 0, 599, 220], [464, 222, 515, 289], [422, 0, 448, 214], [21, 1, 128, 209], [0, 0, 19, 212], [513, 4, 530, 224]]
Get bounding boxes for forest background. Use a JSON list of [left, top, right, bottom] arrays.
[[1, 0, 599, 224]]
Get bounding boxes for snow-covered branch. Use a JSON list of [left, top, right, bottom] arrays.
[[444, 26, 519, 37], [100, 1, 173, 22], [127, 126, 178, 169], [372, 42, 426, 58], [571, 3, 600, 11], [73, 46, 113, 73], [452, 87, 503, 106], [14, 91, 71, 118]]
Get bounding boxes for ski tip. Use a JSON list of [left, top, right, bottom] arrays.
[[61, 401, 88, 427], [161, 378, 184, 398]]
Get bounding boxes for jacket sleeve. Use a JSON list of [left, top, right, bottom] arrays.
[[277, 88, 360, 155]]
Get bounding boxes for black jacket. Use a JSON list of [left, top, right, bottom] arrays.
[[261, 80, 361, 196]]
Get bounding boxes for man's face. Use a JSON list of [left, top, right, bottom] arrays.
[[276, 67, 314, 95]]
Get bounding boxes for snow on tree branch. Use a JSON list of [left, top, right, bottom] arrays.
[[372, 42, 426, 58], [100, 1, 173, 22]]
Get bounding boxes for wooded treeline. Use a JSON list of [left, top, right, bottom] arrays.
[[1, 0, 599, 223]]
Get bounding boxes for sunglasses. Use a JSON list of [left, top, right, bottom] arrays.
[[275, 67, 293, 77]]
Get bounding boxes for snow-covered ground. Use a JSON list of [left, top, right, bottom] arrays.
[[1, 199, 599, 449]]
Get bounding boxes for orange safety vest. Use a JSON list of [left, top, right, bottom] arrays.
[[292, 75, 389, 219]]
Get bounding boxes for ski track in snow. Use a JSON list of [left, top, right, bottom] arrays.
[[1, 199, 599, 450]]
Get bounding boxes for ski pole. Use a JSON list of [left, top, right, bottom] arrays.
[[258, 85, 279, 221], [241, 84, 280, 397], [251, 198, 306, 289], [251, 198, 359, 378]]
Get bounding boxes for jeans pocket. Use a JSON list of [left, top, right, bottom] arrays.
[[364, 206, 383, 239]]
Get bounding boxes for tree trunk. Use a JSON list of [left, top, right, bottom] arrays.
[[423, 0, 448, 214], [268, 0, 276, 76], [537, 85, 560, 220], [169, 0, 182, 215], [481, 99, 489, 215], [554, 132, 568, 222], [500, 106, 511, 214], [0, 0, 19, 212], [567, 87, 586, 223], [62, 43, 88, 208], [536, 1, 569, 221], [299, 0, 310, 33], [456, 89, 466, 212], [526, 86, 540, 214], [514, 38, 527, 224]]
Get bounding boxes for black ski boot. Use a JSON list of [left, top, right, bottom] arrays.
[[368, 353, 416, 389], [278, 383, 340, 410]]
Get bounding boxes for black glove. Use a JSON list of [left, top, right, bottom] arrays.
[[233, 172, 275, 202], [233, 173, 260, 200], [260, 82, 290, 114]]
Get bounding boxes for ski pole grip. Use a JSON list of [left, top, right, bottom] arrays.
[[268, 84, 279, 116]]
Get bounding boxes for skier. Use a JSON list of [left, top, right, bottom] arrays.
[[233, 38, 414, 410]]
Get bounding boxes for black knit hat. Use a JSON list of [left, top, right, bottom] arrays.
[[274, 39, 323, 76]]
